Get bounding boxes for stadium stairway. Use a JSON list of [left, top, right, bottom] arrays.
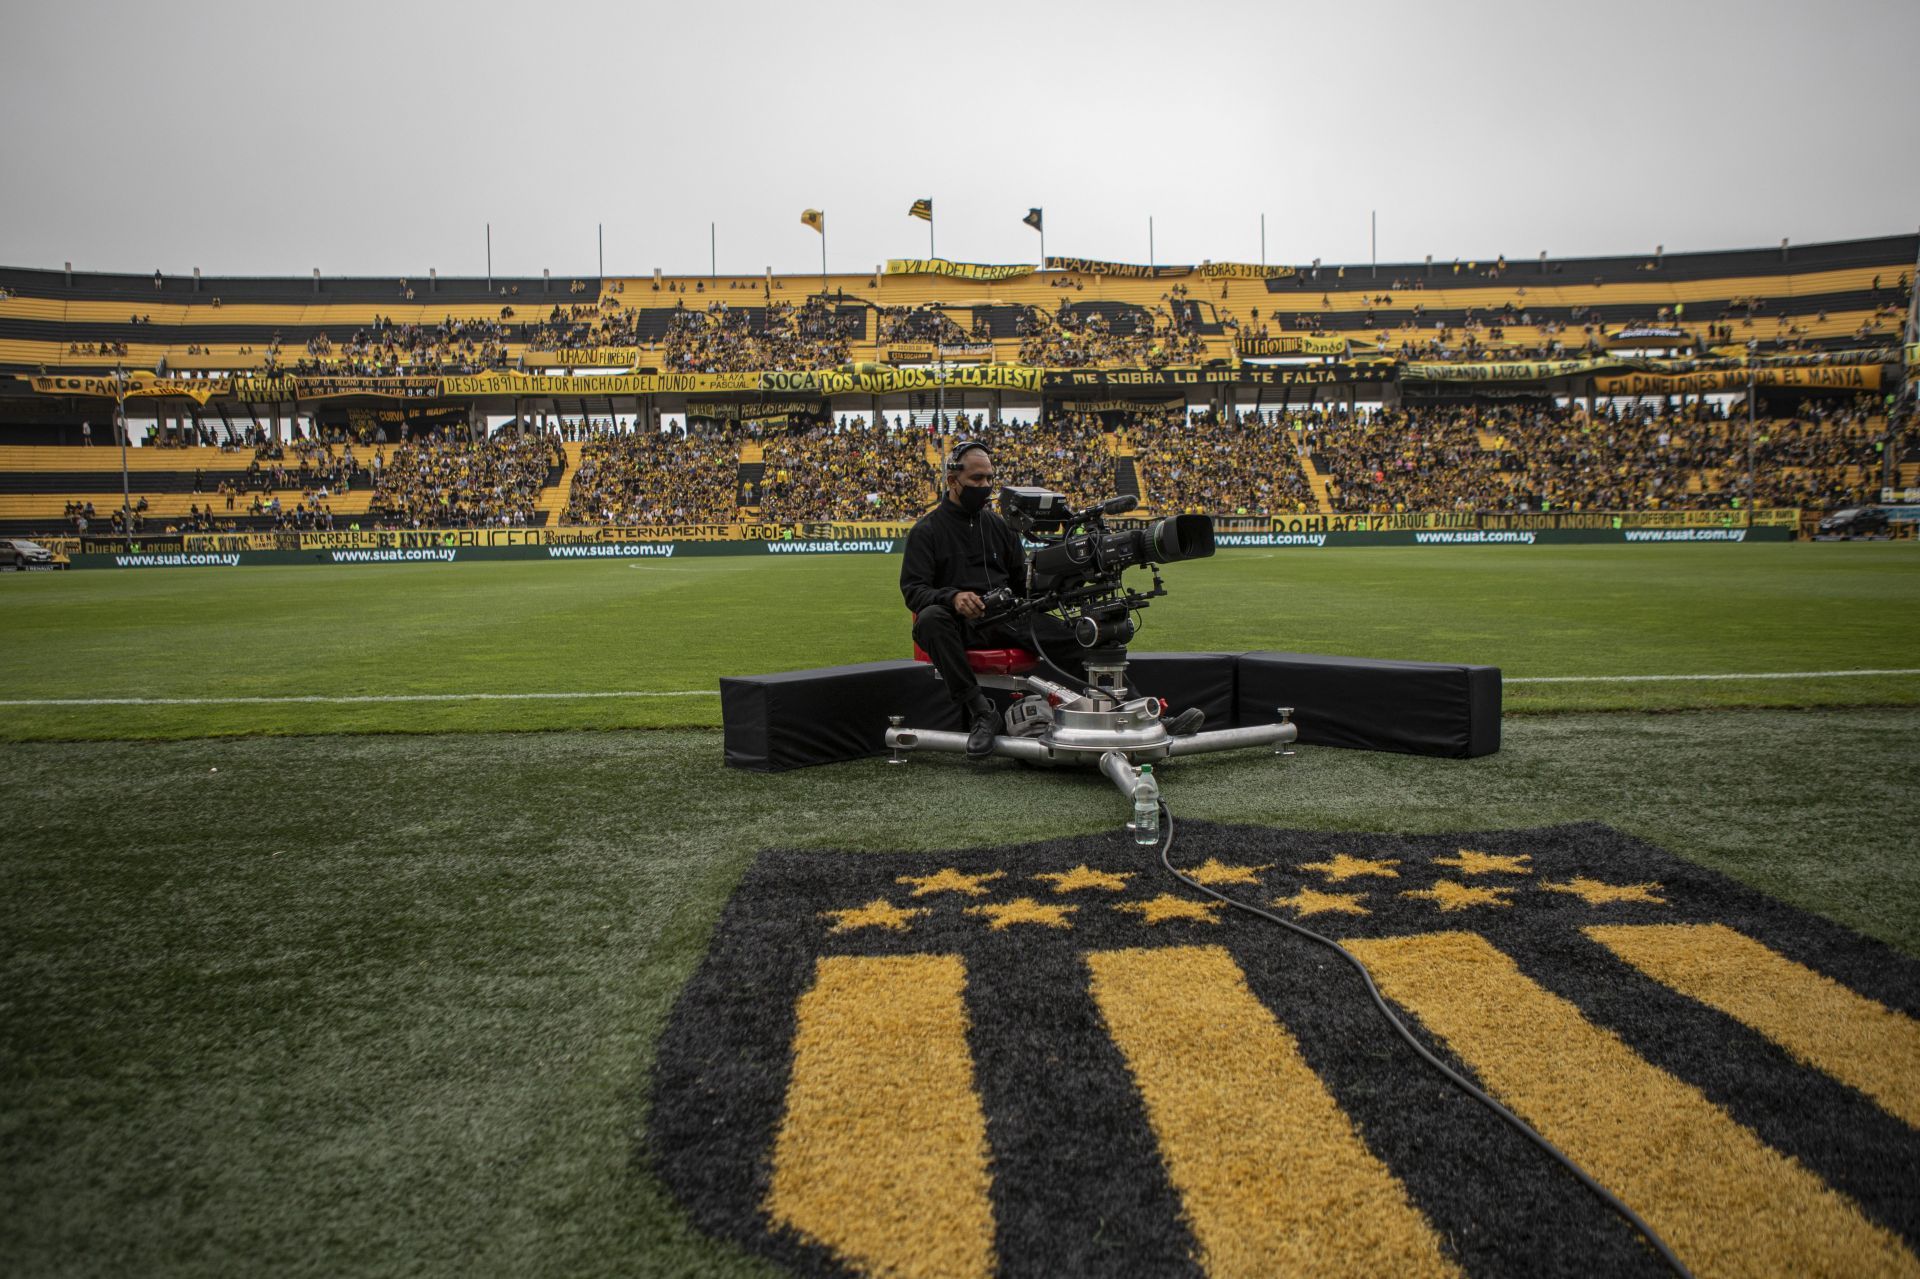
[[539, 442, 587, 524], [1115, 454, 1142, 508], [1299, 449, 1337, 513], [737, 441, 766, 510]]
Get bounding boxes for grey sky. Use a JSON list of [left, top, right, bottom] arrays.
[[3, 0, 1916, 279]]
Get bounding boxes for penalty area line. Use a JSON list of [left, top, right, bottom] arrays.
[[0, 691, 720, 707], [1507, 668, 1920, 685]]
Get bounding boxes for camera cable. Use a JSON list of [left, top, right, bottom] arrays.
[[1151, 798, 1694, 1279]]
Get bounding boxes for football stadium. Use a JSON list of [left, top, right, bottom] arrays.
[[4, 4, 1919, 1277]]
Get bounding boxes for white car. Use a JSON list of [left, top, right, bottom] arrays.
[[0, 538, 71, 570]]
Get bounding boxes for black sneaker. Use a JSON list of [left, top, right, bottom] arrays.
[[967, 706, 1003, 760], [1166, 707, 1206, 736]]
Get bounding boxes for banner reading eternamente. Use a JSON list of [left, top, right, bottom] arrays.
[[884, 259, 1034, 283], [30, 372, 229, 403], [1044, 257, 1192, 279], [1237, 334, 1350, 358], [1593, 365, 1883, 395], [1198, 262, 1297, 279]]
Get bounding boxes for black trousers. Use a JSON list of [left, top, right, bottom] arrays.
[[913, 604, 1087, 708]]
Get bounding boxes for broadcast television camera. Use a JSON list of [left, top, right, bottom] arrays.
[[982, 486, 1216, 650], [886, 483, 1292, 834]]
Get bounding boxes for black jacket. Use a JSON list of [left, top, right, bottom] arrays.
[[900, 496, 1028, 614]]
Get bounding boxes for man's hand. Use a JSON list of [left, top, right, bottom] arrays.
[[953, 591, 986, 620]]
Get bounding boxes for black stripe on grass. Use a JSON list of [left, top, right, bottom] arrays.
[[962, 927, 1202, 1279]]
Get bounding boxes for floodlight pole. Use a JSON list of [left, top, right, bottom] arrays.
[[114, 367, 132, 552], [1746, 359, 1757, 515]]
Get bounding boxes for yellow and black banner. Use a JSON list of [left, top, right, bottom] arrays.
[[1068, 396, 1188, 413], [1237, 334, 1350, 358], [439, 371, 763, 396], [1045, 364, 1387, 392], [29, 372, 228, 403], [1198, 262, 1297, 279], [1593, 365, 1883, 395], [1403, 358, 1612, 383], [884, 259, 1034, 282], [756, 364, 1045, 396], [648, 821, 1920, 1277], [686, 399, 822, 421], [1044, 256, 1191, 279], [524, 348, 643, 367], [885, 343, 994, 364]]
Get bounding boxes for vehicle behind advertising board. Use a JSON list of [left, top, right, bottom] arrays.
[[1815, 506, 1891, 539], [0, 538, 71, 570]]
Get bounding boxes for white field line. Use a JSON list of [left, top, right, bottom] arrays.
[[1507, 668, 1920, 685], [7, 670, 1917, 707], [0, 691, 719, 707]]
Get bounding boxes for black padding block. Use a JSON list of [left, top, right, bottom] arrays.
[[722, 660, 962, 772], [1236, 651, 1501, 758], [1122, 652, 1241, 729]]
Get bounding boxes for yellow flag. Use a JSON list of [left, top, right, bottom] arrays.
[[801, 209, 825, 234]]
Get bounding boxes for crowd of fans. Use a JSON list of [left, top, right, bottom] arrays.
[[663, 299, 860, 373], [291, 315, 512, 376], [758, 420, 936, 521], [949, 414, 1115, 507], [1305, 398, 1895, 513], [563, 428, 743, 524], [877, 304, 978, 347], [1017, 300, 1207, 368], [368, 432, 560, 527], [1132, 408, 1317, 515], [520, 301, 645, 350]]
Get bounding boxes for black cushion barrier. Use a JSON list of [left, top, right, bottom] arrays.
[[1120, 652, 1240, 729], [1235, 651, 1501, 758], [721, 660, 964, 772]]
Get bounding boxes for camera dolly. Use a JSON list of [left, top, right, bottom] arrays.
[[886, 487, 1297, 837]]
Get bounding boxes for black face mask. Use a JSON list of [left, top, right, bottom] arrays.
[[957, 484, 991, 515]]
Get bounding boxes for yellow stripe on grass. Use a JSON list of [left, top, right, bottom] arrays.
[[1086, 945, 1459, 1279], [1345, 931, 1920, 1279], [1588, 923, 1920, 1130], [766, 954, 995, 1279]]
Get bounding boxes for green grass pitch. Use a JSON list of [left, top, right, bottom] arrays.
[[2, 543, 1917, 1275]]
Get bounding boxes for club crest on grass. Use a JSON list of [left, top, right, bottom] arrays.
[[647, 820, 1920, 1278]]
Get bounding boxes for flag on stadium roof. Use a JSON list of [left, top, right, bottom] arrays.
[[908, 198, 933, 222], [1023, 208, 1043, 232], [800, 209, 825, 234]]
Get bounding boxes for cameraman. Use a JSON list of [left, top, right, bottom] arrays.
[[902, 440, 1084, 759]]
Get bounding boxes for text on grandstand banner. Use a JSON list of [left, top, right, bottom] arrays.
[[884, 259, 1035, 282]]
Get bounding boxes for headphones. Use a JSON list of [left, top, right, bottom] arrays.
[[944, 439, 990, 474]]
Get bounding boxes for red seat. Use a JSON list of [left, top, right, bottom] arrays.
[[913, 643, 1041, 676]]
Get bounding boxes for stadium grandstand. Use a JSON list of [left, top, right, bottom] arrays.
[[0, 233, 1912, 548]]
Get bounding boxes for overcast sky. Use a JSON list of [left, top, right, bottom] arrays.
[[3, 0, 1916, 279]]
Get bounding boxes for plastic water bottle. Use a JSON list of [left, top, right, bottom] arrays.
[[1132, 766, 1159, 845]]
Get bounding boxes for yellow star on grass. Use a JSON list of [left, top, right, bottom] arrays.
[[1032, 864, 1134, 894], [895, 868, 1005, 898], [821, 899, 929, 933], [965, 897, 1077, 931], [1298, 854, 1401, 883], [1181, 857, 1274, 886], [1541, 877, 1666, 906], [1113, 894, 1225, 926], [1401, 880, 1514, 912], [1271, 888, 1371, 917], [1433, 848, 1533, 876]]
